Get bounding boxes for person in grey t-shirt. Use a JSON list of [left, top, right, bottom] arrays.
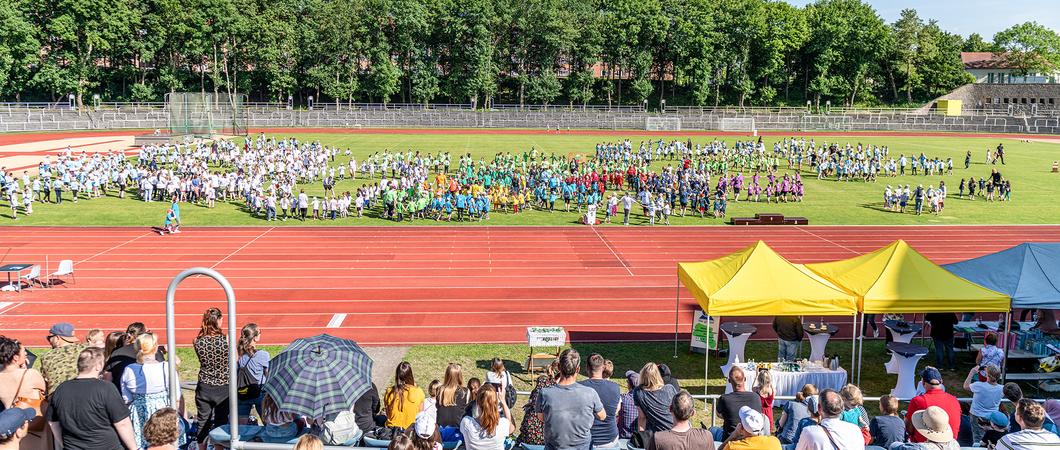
[[537, 349, 605, 450]]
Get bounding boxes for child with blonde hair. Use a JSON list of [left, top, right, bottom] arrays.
[[753, 369, 775, 431]]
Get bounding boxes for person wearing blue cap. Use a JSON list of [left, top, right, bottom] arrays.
[[39, 322, 85, 396], [0, 407, 36, 449]]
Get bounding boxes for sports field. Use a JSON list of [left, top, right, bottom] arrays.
[[2, 129, 1059, 226]]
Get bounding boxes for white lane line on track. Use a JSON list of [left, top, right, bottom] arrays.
[[78, 233, 151, 264], [210, 227, 274, 269], [592, 227, 634, 276], [794, 226, 861, 255], [326, 313, 347, 328], [0, 302, 20, 314]]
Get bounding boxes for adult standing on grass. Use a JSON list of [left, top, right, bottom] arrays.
[[621, 192, 634, 226], [925, 313, 958, 372], [646, 391, 715, 450], [773, 316, 803, 362], [537, 349, 605, 450], [578, 354, 620, 448], [48, 347, 137, 450], [193, 308, 230, 450], [298, 189, 309, 221]]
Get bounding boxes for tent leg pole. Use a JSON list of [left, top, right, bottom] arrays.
[[674, 280, 680, 359], [852, 313, 860, 383], [851, 314, 857, 383], [704, 327, 710, 401], [1001, 311, 1012, 383]]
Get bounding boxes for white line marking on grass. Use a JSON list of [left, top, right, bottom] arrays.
[[327, 313, 347, 328]]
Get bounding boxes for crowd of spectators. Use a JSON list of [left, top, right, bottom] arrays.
[[2, 312, 1059, 450]]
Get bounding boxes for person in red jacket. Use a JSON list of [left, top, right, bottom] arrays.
[[905, 367, 961, 443]]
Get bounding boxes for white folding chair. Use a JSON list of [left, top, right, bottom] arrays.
[[19, 265, 42, 289], [49, 259, 75, 287]]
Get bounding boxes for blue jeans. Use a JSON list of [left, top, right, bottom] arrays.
[[933, 337, 955, 369], [778, 339, 799, 362]]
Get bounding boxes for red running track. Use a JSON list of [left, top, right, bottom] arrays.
[[0, 225, 1057, 347]]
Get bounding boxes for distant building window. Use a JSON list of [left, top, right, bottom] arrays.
[[994, 98, 1000, 104], [988, 73, 994, 83]]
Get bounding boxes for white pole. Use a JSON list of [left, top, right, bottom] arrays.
[[674, 279, 680, 358], [704, 315, 711, 402], [1000, 311, 1012, 383], [857, 313, 865, 385], [851, 314, 857, 382]]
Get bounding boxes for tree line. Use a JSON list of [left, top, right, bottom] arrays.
[[1, 0, 1057, 107]]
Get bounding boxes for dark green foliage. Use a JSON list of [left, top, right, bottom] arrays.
[[0, 0, 1046, 105]]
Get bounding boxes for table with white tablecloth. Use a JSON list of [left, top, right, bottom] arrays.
[[734, 366, 848, 397]]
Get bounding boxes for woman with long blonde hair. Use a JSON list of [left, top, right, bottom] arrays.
[[460, 384, 515, 450], [633, 362, 678, 432], [120, 332, 186, 449], [436, 363, 469, 428]]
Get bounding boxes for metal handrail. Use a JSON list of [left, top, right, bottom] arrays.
[[164, 268, 241, 447]]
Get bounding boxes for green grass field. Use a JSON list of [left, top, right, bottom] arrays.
[[5, 132, 1058, 226]]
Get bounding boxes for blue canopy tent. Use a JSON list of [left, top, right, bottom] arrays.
[[944, 243, 1060, 381], [944, 243, 1060, 310]]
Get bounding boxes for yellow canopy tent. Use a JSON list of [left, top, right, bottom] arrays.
[[677, 241, 859, 316], [804, 240, 1009, 314], [674, 241, 859, 395], [804, 239, 1010, 383]]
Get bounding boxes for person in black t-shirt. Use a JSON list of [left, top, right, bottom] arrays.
[[928, 311, 962, 370], [773, 316, 803, 362], [48, 347, 136, 450], [926, 313, 958, 371], [353, 382, 382, 432], [715, 367, 762, 441]]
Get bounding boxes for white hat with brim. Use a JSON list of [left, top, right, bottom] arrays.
[[912, 406, 952, 443]]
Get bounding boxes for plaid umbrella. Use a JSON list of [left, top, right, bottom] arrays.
[[263, 334, 373, 419]]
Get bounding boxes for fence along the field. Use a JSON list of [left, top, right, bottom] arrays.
[[166, 93, 248, 136]]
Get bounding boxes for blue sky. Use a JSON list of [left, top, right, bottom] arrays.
[[782, 0, 1060, 38]]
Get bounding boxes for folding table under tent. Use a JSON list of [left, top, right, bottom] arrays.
[[804, 240, 1010, 386], [943, 243, 1060, 311], [675, 241, 859, 397]]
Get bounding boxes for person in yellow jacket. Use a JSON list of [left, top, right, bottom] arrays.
[[384, 362, 425, 428]]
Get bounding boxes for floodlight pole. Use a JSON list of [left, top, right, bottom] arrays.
[[165, 268, 239, 446]]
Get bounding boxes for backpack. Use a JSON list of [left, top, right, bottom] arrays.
[[504, 372, 517, 409], [320, 410, 360, 446], [236, 357, 261, 401]]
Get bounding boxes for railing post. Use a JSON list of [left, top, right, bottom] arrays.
[[165, 268, 239, 446]]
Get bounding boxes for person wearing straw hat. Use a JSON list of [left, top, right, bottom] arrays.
[[889, 406, 960, 450]]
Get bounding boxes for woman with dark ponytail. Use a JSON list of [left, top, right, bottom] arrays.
[[237, 323, 270, 424]]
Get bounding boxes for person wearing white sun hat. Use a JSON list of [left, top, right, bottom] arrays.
[[721, 406, 781, 450], [889, 406, 960, 450]]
